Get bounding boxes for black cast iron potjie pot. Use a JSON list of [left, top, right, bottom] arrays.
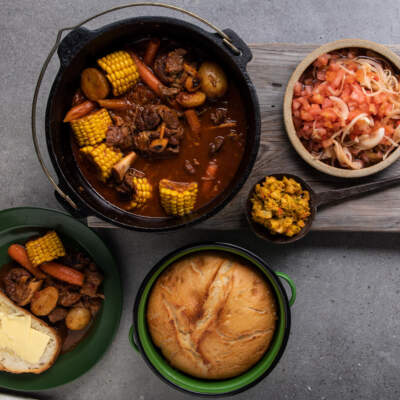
[[41, 6, 261, 231]]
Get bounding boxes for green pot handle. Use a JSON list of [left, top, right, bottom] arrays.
[[275, 271, 296, 307], [129, 325, 139, 353]]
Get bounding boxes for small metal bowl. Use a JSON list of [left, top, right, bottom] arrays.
[[246, 174, 316, 244], [283, 38, 400, 178]]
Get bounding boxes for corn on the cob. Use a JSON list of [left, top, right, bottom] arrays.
[[159, 179, 198, 216], [81, 143, 123, 181], [70, 108, 112, 147], [26, 231, 66, 267], [97, 50, 139, 96], [128, 171, 152, 209]]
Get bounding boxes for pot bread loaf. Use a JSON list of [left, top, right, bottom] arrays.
[[147, 252, 278, 379]]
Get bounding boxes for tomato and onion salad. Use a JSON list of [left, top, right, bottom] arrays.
[[292, 49, 400, 169]]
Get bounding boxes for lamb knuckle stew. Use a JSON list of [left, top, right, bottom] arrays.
[[1, 231, 105, 354], [65, 38, 248, 217]]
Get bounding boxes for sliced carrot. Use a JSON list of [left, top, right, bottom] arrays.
[[129, 51, 162, 96], [202, 161, 219, 195], [63, 100, 96, 122], [40, 262, 84, 286], [8, 244, 46, 279], [184, 110, 201, 135], [144, 38, 160, 66]]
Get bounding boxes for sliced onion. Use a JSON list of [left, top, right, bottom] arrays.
[[329, 96, 349, 121], [356, 127, 385, 150], [333, 140, 363, 169], [342, 113, 371, 140], [338, 63, 355, 75]]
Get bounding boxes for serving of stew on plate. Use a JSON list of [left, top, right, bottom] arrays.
[[64, 38, 248, 218], [1, 231, 104, 354]]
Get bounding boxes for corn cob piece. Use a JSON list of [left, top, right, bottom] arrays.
[[97, 50, 139, 96], [70, 108, 112, 147], [128, 171, 153, 209], [81, 143, 123, 181], [26, 231, 66, 267], [159, 179, 198, 216]]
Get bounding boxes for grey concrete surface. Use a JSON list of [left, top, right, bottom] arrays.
[[0, 0, 399, 399]]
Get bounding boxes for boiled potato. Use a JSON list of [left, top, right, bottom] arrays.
[[198, 62, 228, 98], [66, 307, 91, 331], [30, 287, 58, 316], [81, 68, 109, 101]]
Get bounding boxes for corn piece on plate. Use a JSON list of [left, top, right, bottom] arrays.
[[0, 207, 122, 390]]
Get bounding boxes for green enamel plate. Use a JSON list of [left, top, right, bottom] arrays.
[[0, 207, 122, 390]]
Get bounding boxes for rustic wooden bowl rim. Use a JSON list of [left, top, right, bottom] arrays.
[[283, 38, 400, 178]]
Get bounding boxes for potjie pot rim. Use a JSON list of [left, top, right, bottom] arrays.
[[132, 242, 292, 396]]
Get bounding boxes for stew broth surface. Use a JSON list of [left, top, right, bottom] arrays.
[[70, 39, 248, 217]]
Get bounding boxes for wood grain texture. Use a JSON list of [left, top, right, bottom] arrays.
[[88, 43, 400, 231]]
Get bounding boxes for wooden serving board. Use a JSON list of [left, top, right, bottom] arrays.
[[88, 43, 400, 231]]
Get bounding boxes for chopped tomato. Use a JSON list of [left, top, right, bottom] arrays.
[[322, 98, 334, 109], [294, 81, 302, 96], [316, 70, 326, 81], [326, 70, 336, 82], [309, 103, 321, 117], [332, 70, 345, 88], [321, 108, 337, 121], [355, 68, 364, 83], [301, 85, 312, 96], [385, 125, 394, 136], [369, 103, 377, 115], [311, 93, 324, 104], [292, 99, 301, 110], [298, 97, 311, 110], [322, 137, 334, 148], [373, 92, 388, 104], [350, 83, 366, 103], [345, 74, 356, 84], [300, 110, 314, 121], [314, 54, 330, 67]]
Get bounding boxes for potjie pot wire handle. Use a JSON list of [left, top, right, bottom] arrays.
[[129, 325, 140, 353], [32, 3, 242, 211], [275, 272, 296, 307]]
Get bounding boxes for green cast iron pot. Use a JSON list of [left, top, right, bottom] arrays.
[[129, 242, 296, 396]]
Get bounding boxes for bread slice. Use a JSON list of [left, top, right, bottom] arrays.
[[0, 291, 61, 374]]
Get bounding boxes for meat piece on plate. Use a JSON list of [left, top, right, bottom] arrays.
[[80, 270, 104, 298], [48, 307, 68, 323], [3, 268, 42, 306], [82, 297, 103, 316], [58, 285, 81, 307]]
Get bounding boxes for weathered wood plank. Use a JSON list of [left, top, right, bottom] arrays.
[[88, 43, 400, 231]]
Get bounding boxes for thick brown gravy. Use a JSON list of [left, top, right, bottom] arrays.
[[70, 40, 248, 218]]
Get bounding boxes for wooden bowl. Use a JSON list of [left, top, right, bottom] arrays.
[[283, 38, 400, 178]]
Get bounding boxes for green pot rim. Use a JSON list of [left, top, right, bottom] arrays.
[[0, 207, 122, 391], [132, 242, 293, 396]]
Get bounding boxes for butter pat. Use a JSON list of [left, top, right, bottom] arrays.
[[0, 312, 50, 364]]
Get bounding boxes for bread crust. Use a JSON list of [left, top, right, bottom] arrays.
[[147, 252, 278, 379], [0, 290, 61, 374]]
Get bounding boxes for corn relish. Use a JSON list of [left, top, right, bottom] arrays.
[[250, 176, 311, 237]]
